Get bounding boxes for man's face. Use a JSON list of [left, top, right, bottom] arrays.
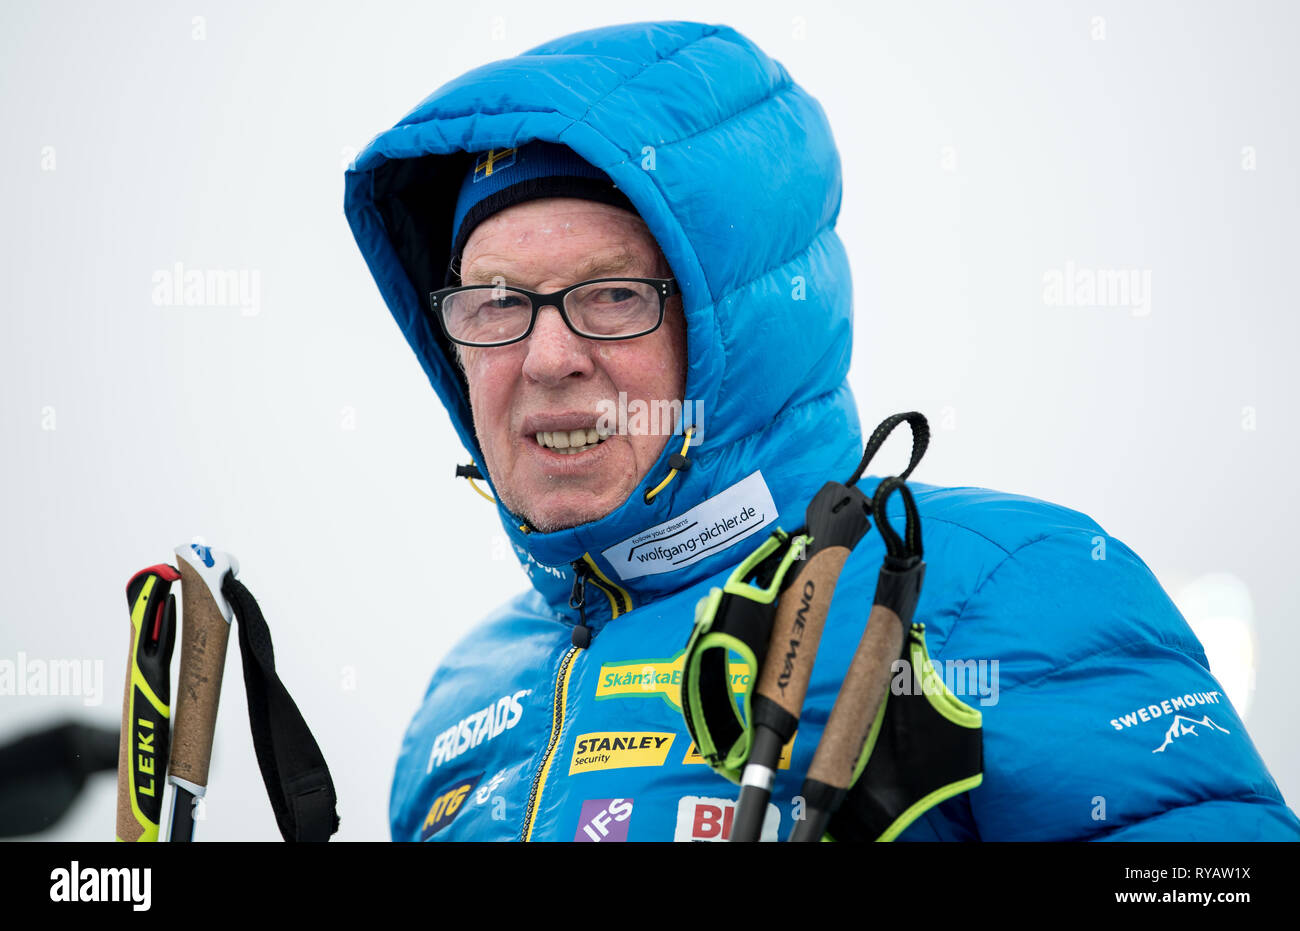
[[457, 197, 687, 533]]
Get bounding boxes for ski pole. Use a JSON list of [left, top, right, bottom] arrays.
[[730, 480, 872, 842], [116, 564, 180, 842], [165, 543, 239, 841], [788, 477, 924, 841], [730, 413, 928, 841]]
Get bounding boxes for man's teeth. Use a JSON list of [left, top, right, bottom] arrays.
[[535, 428, 608, 454]]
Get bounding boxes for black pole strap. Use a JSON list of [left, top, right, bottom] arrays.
[[871, 476, 923, 564], [221, 574, 340, 842], [846, 412, 930, 488]]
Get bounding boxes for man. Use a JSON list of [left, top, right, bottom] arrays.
[[345, 21, 1299, 841]]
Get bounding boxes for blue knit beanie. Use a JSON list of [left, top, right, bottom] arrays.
[[448, 141, 636, 283]]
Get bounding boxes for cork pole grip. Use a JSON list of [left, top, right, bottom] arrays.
[[115, 624, 141, 842], [754, 546, 851, 717], [804, 604, 906, 789], [168, 559, 231, 789]]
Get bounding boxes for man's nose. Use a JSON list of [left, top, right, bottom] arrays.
[[520, 303, 594, 385]]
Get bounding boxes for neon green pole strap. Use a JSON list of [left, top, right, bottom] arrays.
[[826, 622, 984, 842], [680, 529, 809, 783]]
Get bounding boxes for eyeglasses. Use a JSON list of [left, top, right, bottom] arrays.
[[429, 277, 680, 348]]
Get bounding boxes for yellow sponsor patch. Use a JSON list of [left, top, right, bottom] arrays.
[[595, 651, 751, 709], [682, 733, 796, 769], [421, 773, 481, 839], [569, 732, 676, 775]]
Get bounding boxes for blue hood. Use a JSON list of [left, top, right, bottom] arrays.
[[344, 21, 862, 614]]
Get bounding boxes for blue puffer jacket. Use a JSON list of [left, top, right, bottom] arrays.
[[344, 20, 1300, 841]]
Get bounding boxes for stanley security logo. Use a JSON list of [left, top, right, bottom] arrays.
[[596, 651, 750, 710], [569, 732, 675, 774]]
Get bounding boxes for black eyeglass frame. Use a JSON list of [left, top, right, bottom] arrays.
[[428, 277, 680, 348]]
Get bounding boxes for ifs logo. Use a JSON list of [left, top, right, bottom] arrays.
[[574, 798, 633, 842]]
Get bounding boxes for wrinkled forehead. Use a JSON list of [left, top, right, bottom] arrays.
[[458, 198, 668, 287]]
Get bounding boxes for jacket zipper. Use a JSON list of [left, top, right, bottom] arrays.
[[577, 553, 632, 617], [519, 641, 580, 841], [518, 555, 632, 841]]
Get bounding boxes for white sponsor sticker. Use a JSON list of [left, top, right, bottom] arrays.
[[602, 471, 777, 580], [673, 795, 780, 842]]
